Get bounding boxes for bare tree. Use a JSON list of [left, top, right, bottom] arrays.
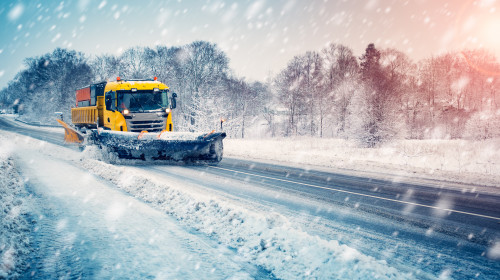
[[331, 76, 356, 136], [91, 54, 122, 81], [120, 47, 148, 78], [275, 56, 305, 136], [176, 41, 229, 131], [301, 51, 323, 136], [321, 43, 359, 136]]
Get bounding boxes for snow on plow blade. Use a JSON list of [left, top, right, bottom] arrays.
[[91, 130, 226, 165]]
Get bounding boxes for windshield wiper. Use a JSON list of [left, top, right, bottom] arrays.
[[148, 93, 166, 110], [128, 93, 146, 112]]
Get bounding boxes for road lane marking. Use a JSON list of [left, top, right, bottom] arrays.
[[210, 166, 500, 221]]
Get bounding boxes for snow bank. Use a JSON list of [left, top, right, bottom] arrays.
[[0, 139, 30, 279], [224, 137, 500, 190], [79, 158, 412, 279], [99, 130, 206, 141]]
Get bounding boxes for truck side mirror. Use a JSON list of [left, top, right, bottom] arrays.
[[105, 92, 116, 111], [170, 92, 177, 109], [105, 95, 112, 110]]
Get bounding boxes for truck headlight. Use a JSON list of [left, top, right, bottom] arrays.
[[123, 109, 130, 115]]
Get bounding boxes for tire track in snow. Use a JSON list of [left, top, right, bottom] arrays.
[[210, 166, 500, 221], [77, 151, 413, 279], [10, 136, 264, 279]]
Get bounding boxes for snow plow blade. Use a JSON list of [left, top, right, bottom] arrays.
[[90, 130, 226, 165], [57, 119, 84, 144]]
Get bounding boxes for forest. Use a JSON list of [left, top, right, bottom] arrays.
[[1, 41, 499, 146]]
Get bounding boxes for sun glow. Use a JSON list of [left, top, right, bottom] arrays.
[[454, 1, 500, 76], [480, 17, 500, 52]]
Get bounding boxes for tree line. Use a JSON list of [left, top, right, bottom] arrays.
[[274, 43, 500, 145], [1, 41, 499, 145], [0, 41, 268, 137]]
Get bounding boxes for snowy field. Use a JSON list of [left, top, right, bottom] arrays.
[[224, 137, 500, 192]]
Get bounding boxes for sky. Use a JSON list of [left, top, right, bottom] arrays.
[[1, 0, 499, 89]]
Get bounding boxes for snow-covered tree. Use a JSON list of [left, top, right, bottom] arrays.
[[119, 47, 149, 78], [90, 54, 122, 82], [2, 40, 500, 142], [464, 110, 500, 140], [275, 56, 306, 136], [355, 43, 404, 146], [176, 41, 230, 132], [321, 43, 359, 136], [344, 82, 404, 147], [3, 48, 93, 122], [331, 76, 357, 137], [301, 51, 323, 136], [222, 79, 269, 138]]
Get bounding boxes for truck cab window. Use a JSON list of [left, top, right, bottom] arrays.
[[116, 90, 169, 112]]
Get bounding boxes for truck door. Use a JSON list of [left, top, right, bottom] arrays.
[[104, 91, 116, 130]]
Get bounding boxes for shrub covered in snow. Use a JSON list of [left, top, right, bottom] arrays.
[[464, 110, 500, 140], [345, 85, 405, 147]]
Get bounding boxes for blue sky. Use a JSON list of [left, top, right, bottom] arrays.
[[1, 0, 499, 89]]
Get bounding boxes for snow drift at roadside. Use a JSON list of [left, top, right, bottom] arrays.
[[0, 141, 30, 279], [79, 149, 411, 279]]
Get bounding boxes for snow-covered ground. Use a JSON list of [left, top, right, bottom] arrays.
[[81, 150, 421, 279], [224, 137, 500, 192], [0, 133, 268, 279], [1, 130, 415, 279], [0, 138, 30, 278], [1, 118, 499, 279]]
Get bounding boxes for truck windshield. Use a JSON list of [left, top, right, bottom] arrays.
[[117, 90, 169, 112]]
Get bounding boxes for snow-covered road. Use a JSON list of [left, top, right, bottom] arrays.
[[12, 135, 267, 279], [1, 116, 499, 279], [131, 162, 499, 279]]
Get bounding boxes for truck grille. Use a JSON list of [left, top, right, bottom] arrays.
[[126, 114, 166, 133]]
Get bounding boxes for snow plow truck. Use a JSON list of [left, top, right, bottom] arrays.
[[57, 77, 226, 165]]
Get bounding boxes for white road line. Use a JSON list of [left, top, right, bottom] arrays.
[[210, 166, 500, 221]]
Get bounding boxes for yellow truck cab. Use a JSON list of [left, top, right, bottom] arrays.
[[72, 77, 177, 133]]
